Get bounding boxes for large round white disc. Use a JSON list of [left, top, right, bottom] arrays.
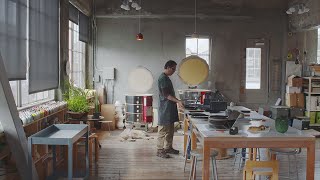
[[128, 66, 154, 93]]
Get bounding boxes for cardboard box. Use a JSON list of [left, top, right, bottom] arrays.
[[287, 75, 303, 87], [285, 93, 304, 108], [286, 85, 301, 93], [101, 104, 116, 130]]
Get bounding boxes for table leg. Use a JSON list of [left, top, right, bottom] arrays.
[[52, 145, 56, 174], [68, 144, 73, 180], [190, 122, 197, 150], [183, 118, 188, 155], [28, 138, 33, 180], [202, 143, 210, 180], [306, 142, 315, 180], [85, 132, 89, 177], [95, 137, 99, 162]]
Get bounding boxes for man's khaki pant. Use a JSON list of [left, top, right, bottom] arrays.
[[157, 123, 174, 150]]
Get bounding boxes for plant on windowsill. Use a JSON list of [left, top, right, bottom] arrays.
[[63, 81, 90, 119], [93, 93, 100, 119]]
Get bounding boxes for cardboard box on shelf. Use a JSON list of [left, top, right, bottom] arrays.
[[285, 93, 304, 108], [286, 85, 301, 93], [101, 104, 115, 130], [287, 75, 303, 87]]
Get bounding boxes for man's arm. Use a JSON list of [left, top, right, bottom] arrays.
[[167, 95, 184, 109]]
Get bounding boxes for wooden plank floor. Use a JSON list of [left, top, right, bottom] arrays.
[[83, 130, 320, 180]]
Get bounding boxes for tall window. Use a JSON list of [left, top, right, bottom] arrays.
[[317, 28, 320, 63], [185, 37, 210, 64], [69, 21, 86, 88], [246, 48, 261, 89], [9, 80, 54, 107], [7, 0, 55, 108]]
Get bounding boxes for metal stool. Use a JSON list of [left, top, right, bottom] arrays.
[[99, 120, 113, 131], [269, 148, 301, 180], [188, 149, 219, 180]]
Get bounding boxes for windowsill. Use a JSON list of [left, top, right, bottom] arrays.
[[17, 98, 55, 111]]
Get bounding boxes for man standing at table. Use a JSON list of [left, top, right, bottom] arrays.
[[157, 60, 184, 158]]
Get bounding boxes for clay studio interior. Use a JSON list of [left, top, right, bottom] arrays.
[[1, 0, 320, 179]]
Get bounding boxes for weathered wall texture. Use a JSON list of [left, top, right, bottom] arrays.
[[287, 30, 318, 75], [95, 14, 286, 109], [288, 0, 320, 31]]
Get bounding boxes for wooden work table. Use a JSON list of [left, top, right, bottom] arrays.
[[184, 106, 316, 180]]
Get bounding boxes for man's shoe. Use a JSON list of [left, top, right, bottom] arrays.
[[157, 149, 171, 158], [164, 147, 179, 154]]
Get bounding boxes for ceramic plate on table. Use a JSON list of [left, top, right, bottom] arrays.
[[247, 125, 270, 134]]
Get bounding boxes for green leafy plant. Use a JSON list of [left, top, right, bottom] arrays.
[[63, 81, 89, 113]]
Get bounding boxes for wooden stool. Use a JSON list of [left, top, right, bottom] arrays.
[[243, 160, 279, 180], [100, 121, 113, 131], [73, 133, 99, 168]]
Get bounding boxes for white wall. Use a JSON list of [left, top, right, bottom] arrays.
[[95, 16, 286, 109]]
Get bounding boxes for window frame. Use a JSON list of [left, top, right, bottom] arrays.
[[185, 36, 211, 66], [68, 20, 86, 88], [317, 28, 320, 63], [245, 47, 262, 90]]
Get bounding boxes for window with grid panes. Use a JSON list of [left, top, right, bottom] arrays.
[[9, 80, 54, 107], [245, 48, 261, 89], [69, 21, 86, 88], [317, 28, 320, 63], [185, 37, 210, 65]]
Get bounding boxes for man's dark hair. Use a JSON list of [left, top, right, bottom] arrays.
[[164, 60, 177, 69]]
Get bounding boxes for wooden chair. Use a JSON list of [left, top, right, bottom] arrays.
[[243, 160, 279, 180]]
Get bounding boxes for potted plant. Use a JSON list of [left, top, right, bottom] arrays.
[[93, 93, 100, 119], [64, 81, 90, 119]]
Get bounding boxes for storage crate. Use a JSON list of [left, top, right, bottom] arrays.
[[289, 107, 304, 119], [270, 106, 289, 119]]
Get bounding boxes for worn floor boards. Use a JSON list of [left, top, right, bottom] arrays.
[[84, 130, 320, 180]]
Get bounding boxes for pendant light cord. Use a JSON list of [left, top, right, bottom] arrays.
[[194, 0, 197, 34], [139, 0, 141, 32]]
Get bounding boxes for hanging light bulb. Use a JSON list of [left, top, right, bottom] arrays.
[[136, 33, 143, 40], [191, 0, 199, 39], [136, 0, 143, 40]]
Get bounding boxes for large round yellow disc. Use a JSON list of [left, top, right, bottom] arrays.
[[178, 55, 209, 86]]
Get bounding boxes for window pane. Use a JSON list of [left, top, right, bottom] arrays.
[[69, 20, 86, 89], [318, 28, 320, 63], [185, 37, 210, 65], [246, 48, 261, 89], [186, 38, 197, 54], [21, 80, 29, 105], [9, 81, 18, 104], [198, 38, 209, 55]]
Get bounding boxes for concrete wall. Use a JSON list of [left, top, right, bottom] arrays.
[[287, 30, 318, 75], [95, 15, 286, 109], [289, 0, 320, 31]]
